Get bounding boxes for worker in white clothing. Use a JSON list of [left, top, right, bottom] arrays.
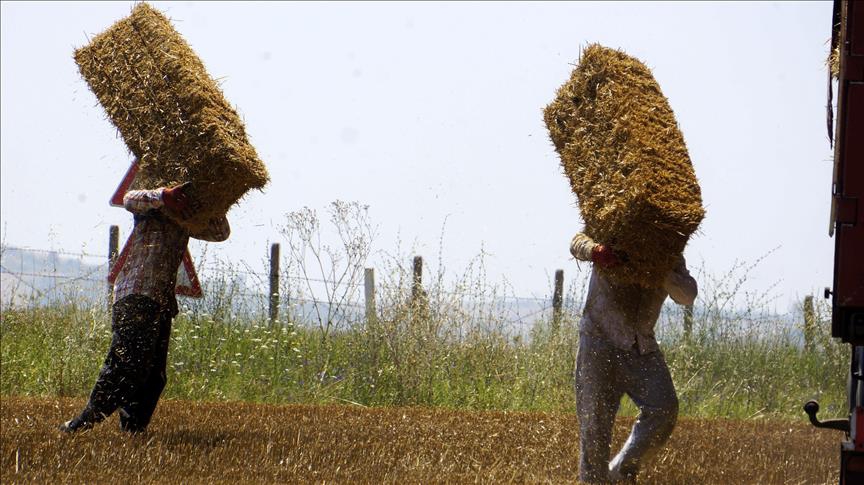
[[570, 232, 697, 483]]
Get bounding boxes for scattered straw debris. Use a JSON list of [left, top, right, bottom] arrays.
[[74, 3, 269, 232], [544, 44, 704, 287]]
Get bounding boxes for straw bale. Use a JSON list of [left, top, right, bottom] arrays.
[[544, 44, 704, 287], [829, 43, 840, 79], [74, 3, 269, 232]]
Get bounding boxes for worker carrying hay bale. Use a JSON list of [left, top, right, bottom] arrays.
[[544, 43, 704, 287], [547, 44, 703, 483], [63, 2, 264, 435], [74, 2, 269, 233]]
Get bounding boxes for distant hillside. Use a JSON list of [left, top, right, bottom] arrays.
[[0, 246, 107, 307]]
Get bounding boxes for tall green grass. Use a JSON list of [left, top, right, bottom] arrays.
[[0, 204, 850, 420], [0, 279, 848, 421]]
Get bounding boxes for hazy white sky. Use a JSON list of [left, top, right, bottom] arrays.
[[0, 1, 837, 310]]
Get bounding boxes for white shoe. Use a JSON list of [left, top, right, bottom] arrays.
[[608, 465, 637, 484]]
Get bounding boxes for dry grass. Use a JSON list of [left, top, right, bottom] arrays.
[[74, 3, 269, 231], [544, 44, 704, 287], [1, 396, 838, 484]]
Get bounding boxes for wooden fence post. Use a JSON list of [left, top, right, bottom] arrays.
[[683, 304, 694, 341], [364, 268, 376, 323], [552, 269, 564, 330], [411, 256, 423, 303], [269, 243, 280, 325], [107, 225, 119, 309], [803, 295, 815, 353]]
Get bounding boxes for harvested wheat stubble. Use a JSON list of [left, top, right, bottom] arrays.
[[545, 44, 704, 287], [74, 3, 269, 232], [0, 397, 840, 484]]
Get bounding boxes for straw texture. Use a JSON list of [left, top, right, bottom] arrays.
[[544, 44, 704, 287], [75, 3, 269, 231]]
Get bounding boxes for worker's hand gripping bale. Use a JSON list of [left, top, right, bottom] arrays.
[[161, 182, 196, 221], [60, 180, 229, 434], [161, 182, 231, 242], [590, 244, 620, 269], [568, 232, 696, 483]]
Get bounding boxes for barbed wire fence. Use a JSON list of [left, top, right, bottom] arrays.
[[1, 235, 819, 347], [0, 236, 572, 335], [0, 244, 109, 308]]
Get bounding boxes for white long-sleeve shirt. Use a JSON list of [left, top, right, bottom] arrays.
[[570, 233, 697, 354]]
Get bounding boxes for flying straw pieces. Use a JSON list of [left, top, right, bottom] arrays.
[[544, 44, 704, 287], [74, 3, 269, 232]]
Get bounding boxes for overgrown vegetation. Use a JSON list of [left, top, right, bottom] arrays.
[[0, 301, 847, 420], [0, 202, 849, 420]]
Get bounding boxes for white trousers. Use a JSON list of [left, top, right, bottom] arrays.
[[575, 334, 679, 483]]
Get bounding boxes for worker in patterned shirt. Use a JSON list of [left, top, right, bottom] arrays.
[[569, 232, 696, 484], [61, 181, 229, 433]]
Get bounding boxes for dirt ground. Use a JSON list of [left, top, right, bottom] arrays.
[[0, 396, 839, 484]]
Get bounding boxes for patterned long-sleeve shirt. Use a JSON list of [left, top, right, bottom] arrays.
[[570, 233, 697, 354], [113, 188, 230, 314]]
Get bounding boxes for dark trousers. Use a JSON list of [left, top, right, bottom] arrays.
[[83, 294, 173, 431]]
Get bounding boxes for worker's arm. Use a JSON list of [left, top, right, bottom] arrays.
[[124, 183, 195, 219], [664, 256, 697, 305], [123, 189, 165, 215], [570, 232, 619, 268], [190, 216, 231, 242], [570, 233, 597, 261]]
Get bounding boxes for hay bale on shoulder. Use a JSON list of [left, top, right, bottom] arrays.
[[544, 44, 704, 287], [74, 3, 269, 231]]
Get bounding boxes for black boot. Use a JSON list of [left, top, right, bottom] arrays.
[[59, 409, 101, 433], [119, 408, 147, 434]]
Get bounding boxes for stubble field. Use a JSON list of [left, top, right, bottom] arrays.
[[0, 396, 839, 484]]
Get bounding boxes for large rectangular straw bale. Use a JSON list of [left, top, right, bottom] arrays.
[[544, 44, 704, 287], [74, 3, 269, 230]]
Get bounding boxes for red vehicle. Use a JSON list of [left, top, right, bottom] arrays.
[[804, 1, 864, 483]]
